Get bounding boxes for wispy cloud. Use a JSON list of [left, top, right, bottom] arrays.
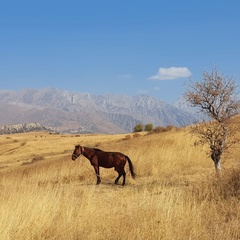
[[149, 67, 191, 80]]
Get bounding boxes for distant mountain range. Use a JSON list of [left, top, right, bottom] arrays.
[[0, 88, 199, 134], [0, 122, 53, 135]]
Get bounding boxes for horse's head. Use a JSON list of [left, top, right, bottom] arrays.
[[72, 145, 84, 161]]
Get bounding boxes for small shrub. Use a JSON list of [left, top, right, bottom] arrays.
[[123, 135, 132, 140], [151, 125, 179, 134], [32, 155, 45, 163], [165, 125, 179, 131], [133, 123, 144, 132], [153, 126, 168, 133], [133, 133, 141, 138], [95, 142, 101, 147], [144, 123, 154, 132], [21, 142, 26, 147]]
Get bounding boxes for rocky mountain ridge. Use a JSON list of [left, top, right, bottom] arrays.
[[0, 122, 53, 135], [0, 88, 199, 134]]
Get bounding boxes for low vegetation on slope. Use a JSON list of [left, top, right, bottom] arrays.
[[0, 127, 239, 240]]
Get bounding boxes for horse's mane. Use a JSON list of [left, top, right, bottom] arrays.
[[93, 148, 103, 152]]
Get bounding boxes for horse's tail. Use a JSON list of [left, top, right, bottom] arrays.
[[125, 156, 136, 179]]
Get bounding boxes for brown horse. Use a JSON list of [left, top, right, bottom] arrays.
[[72, 145, 136, 186]]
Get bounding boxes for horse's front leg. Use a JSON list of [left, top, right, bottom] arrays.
[[93, 165, 101, 185]]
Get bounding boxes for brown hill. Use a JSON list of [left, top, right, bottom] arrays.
[[0, 125, 239, 239]]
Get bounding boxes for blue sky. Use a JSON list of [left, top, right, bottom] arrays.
[[1, 0, 240, 103]]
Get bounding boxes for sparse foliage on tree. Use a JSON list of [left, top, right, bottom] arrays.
[[184, 68, 240, 173]]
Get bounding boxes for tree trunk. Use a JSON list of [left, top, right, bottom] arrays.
[[214, 160, 221, 171], [210, 143, 222, 175]]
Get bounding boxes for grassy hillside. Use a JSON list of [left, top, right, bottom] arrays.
[[0, 127, 239, 240]]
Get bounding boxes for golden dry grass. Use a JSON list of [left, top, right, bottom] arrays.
[[0, 128, 239, 240]]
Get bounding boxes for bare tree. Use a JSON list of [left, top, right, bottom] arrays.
[[184, 68, 240, 173]]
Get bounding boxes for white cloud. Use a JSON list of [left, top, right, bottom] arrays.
[[149, 67, 192, 80]]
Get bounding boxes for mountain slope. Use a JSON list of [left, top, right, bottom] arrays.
[[0, 88, 199, 133]]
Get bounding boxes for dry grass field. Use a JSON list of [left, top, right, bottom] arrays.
[[0, 126, 239, 240]]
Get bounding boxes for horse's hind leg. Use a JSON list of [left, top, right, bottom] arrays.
[[115, 173, 121, 184], [122, 171, 126, 186], [115, 170, 126, 186]]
